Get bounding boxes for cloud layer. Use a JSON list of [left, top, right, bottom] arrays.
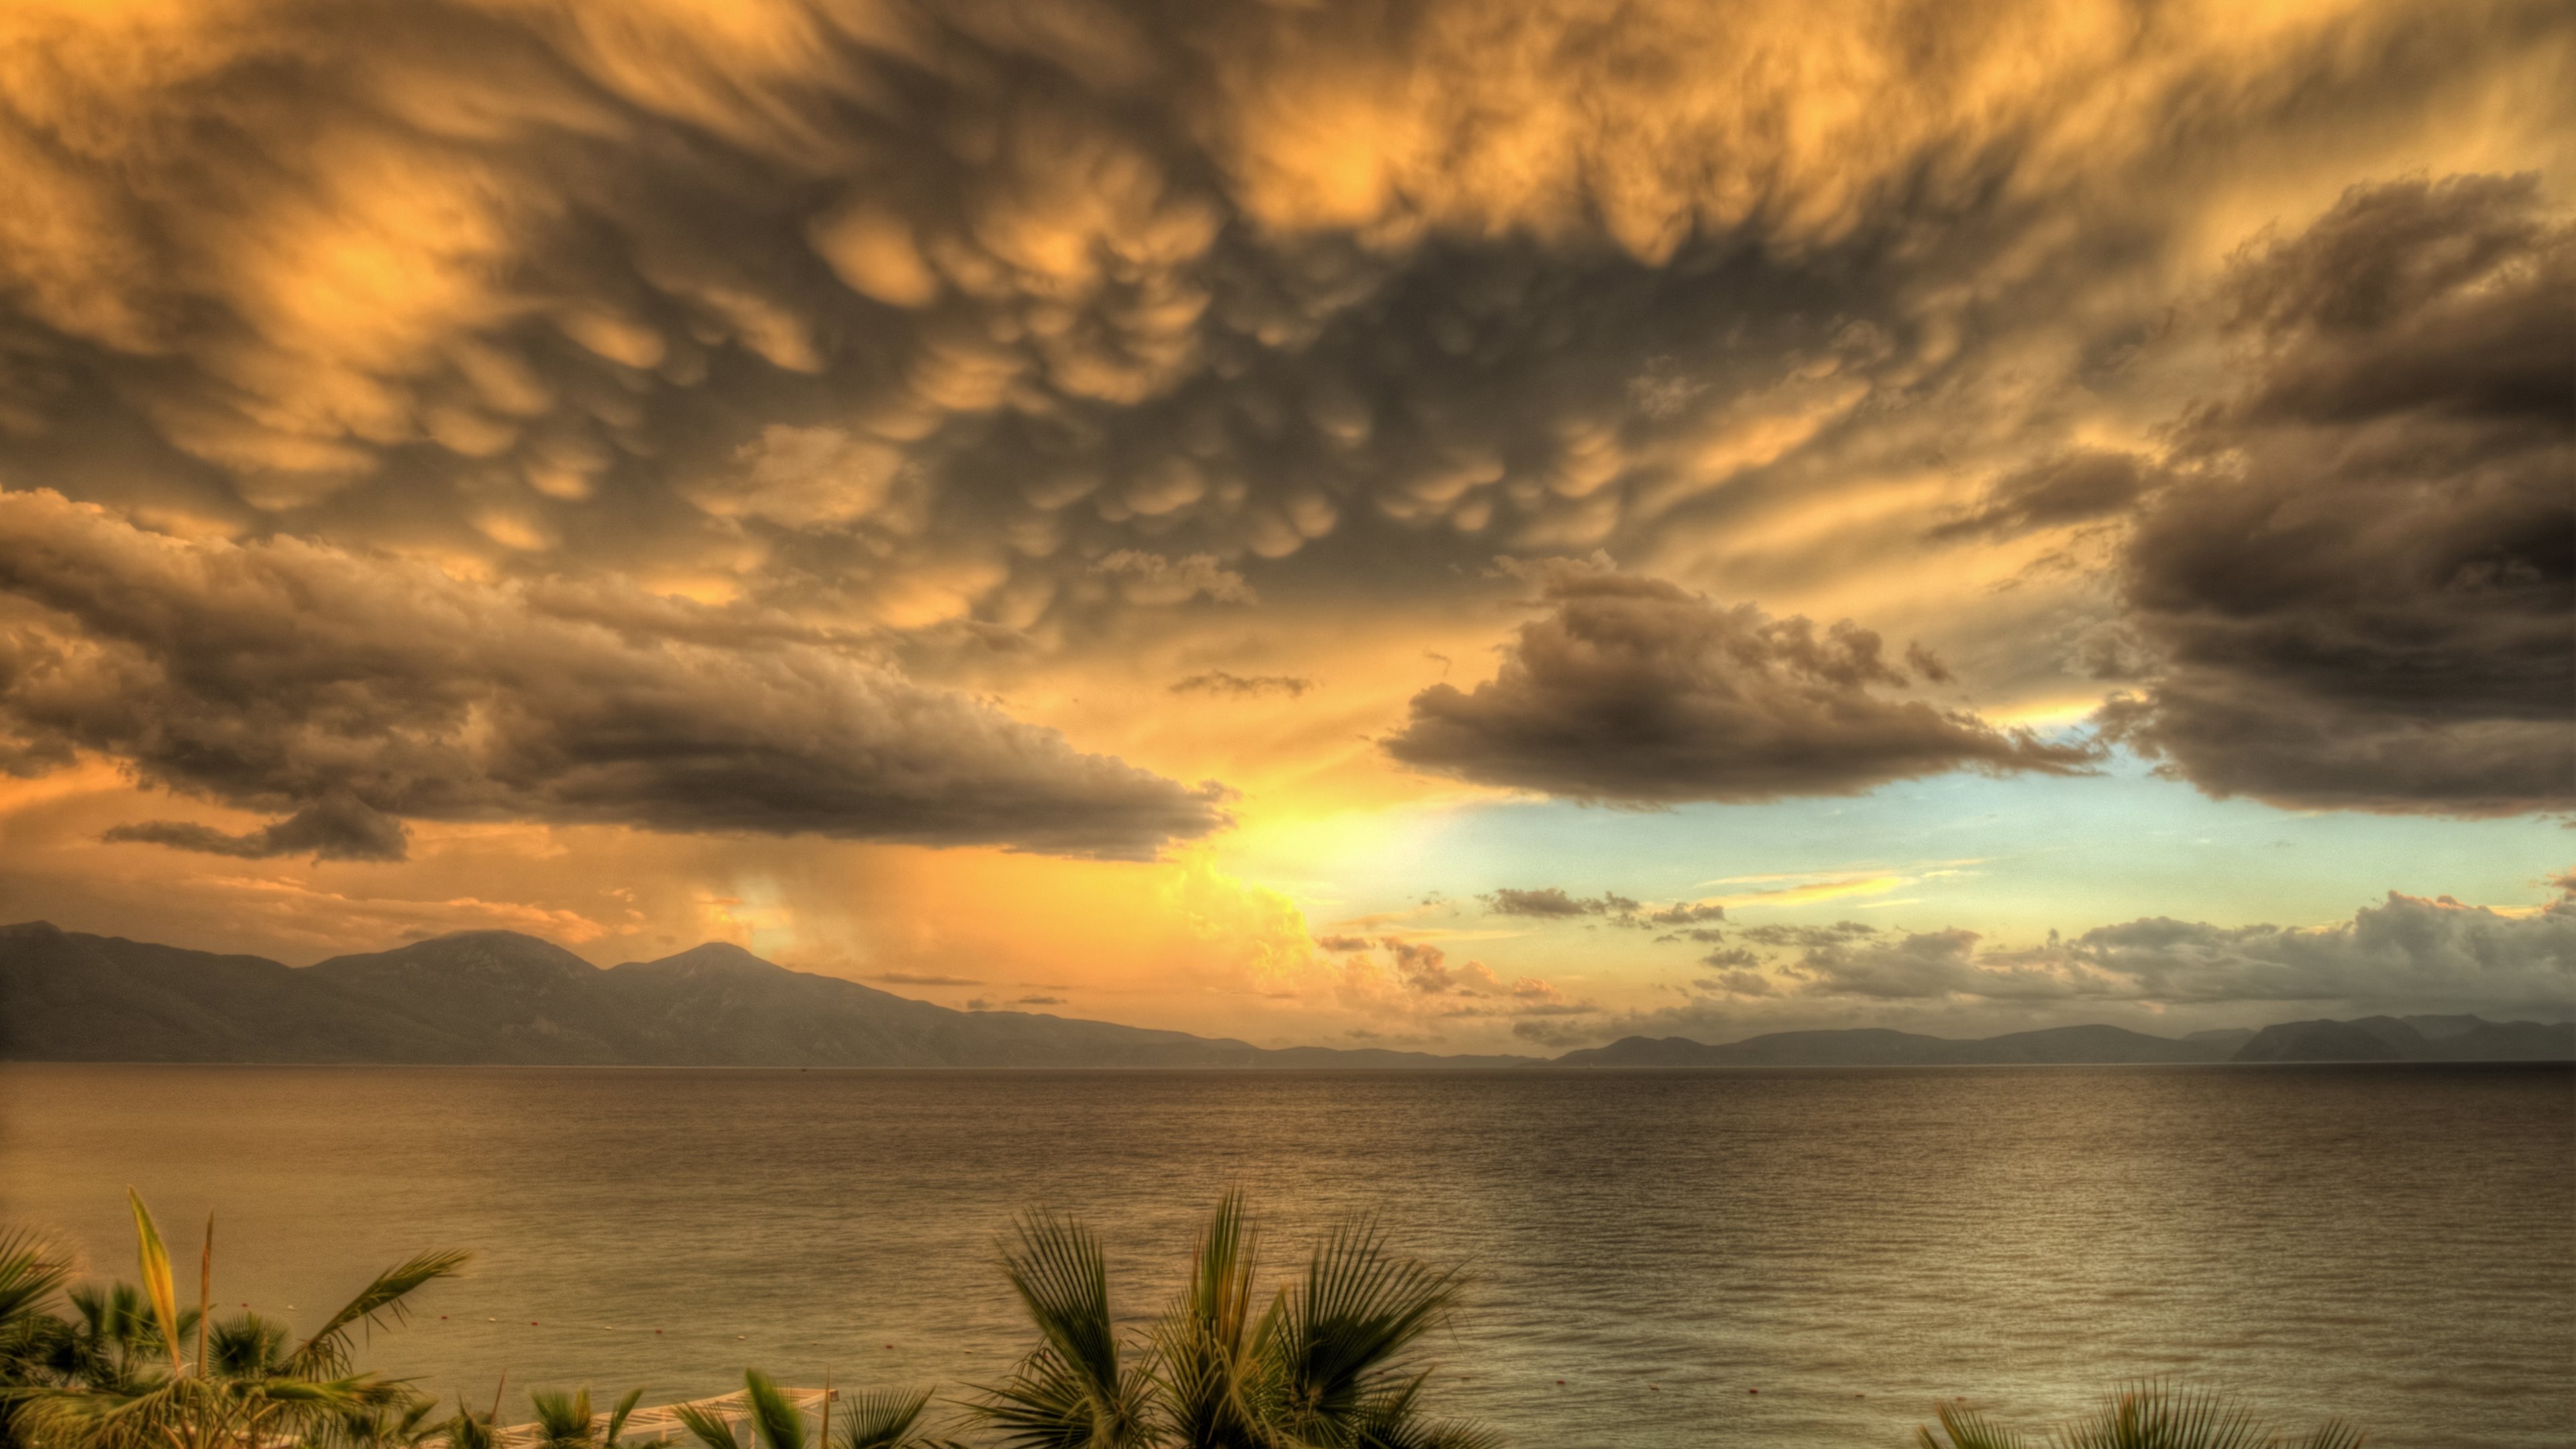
[[0, 490, 1226, 858]]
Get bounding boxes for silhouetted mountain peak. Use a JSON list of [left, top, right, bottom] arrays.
[[311, 929, 600, 984], [618, 941, 782, 976]]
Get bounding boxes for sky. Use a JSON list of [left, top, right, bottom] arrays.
[[0, 0, 2568, 1054]]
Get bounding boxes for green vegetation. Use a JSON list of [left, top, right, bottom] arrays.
[[0, 1193, 464, 1449], [1918, 1383, 2363, 1449], [1, 1194, 2371, 1449]]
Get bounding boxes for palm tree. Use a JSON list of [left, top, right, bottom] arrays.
[[974, 1193, 1494, 1449], [7, 1189, 466, 1449], [1919, 1381, 2365, 1449]]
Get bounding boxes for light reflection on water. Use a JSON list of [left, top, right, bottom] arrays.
[[3, 1064, 2567, 1448]]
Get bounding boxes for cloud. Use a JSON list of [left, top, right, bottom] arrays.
[[1386, 568, 2100, 802], [2043, 890, 2576, 1015], [1736, 921, 1880, 949], [103, 790, 409, 862], [1169, 672, 1314, 698], [0, 488, 1228, 859], [1311, 934, 1371, 952], [1550, 885, 2576, 1048], [1366, 935, 1592, 1019], [1014, 994, 1067, 1006], [1481, 886, 1621, 918], [1480, 885, 1724, 930], [1092, 551, 1256, 606], [1926, 450, 2155, 543], [871, 971, 983, 987], [2097, 174, 2574, 818]]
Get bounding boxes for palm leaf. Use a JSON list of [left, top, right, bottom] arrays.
[[532, 1388, 596, 1448], [287, 1249, 469, 1378], [836, 1387, 937, 1449], [445, 1409, 499, 1449], [1150, 1193, 1265, 1449], [674, 1401, 741, 1449], [0, 1228, 71, 1329], [742, 1371, 807, 1449], [123, 1191, 181, 1376], [2057, 1382, 2273, 1449], [1919, 1399, 2031, 1449], [1265, 1216, 1464, 1430], [975, 1212, 1150, 1449], [606, 1387, 647, 1448]]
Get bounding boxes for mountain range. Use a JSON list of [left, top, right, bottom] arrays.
[[3, 922, 2569, 1068]]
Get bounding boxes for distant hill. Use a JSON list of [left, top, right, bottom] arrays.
[[0, 922, 1532, 1069], [5, 920, 2569, 1067], [1554, 1023, 2228, 1068], [1566, 1015, 2573, 1067], [2236, 1015, 2576, 1064]]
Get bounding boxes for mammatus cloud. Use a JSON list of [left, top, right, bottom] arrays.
[[1387, 569, 2099, 801], [0, 490, 1228, 860], [2096, 175, 2573, 817]]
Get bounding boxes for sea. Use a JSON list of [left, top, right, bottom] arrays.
[[2, 1064, 2569, 1448]]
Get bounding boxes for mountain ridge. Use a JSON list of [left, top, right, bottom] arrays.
[[3, 920, 2569, 1068]]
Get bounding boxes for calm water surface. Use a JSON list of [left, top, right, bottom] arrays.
[[2, 1065, 2569, 1448]]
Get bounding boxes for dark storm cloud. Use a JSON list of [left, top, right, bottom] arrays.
[[1924, 451, 2154, 542], [0, 0, 2548, 627], [102, 791, 410, 863], [1386, 568, 2098, 802], [2098, 175, 2575, 817], [0, 489, 1226, 859]]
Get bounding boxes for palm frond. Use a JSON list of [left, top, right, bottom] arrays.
[[1267, 1216, 1463, 1428], [674, 1401, 742, 1449], [1919, 1399, 2031, 1449], [2057, 1381, 2274, 1449], [445, 1409, 500, 1449], [976, 1211, 1151, 1449], [1150, 1193, 1265, 1449], [605, 1388, 646, 1448], [123, 1191, 181, 1376], [288, 1250, 470, 1379], [1000, 1214, 1122, 1405], [742, 1371, 808, 1449], [2295, 1422, 2366, 1449], [0, 1229, 71, 1329], [531, 1387, 597, 1448], [835, 1387, 935, 1449]]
